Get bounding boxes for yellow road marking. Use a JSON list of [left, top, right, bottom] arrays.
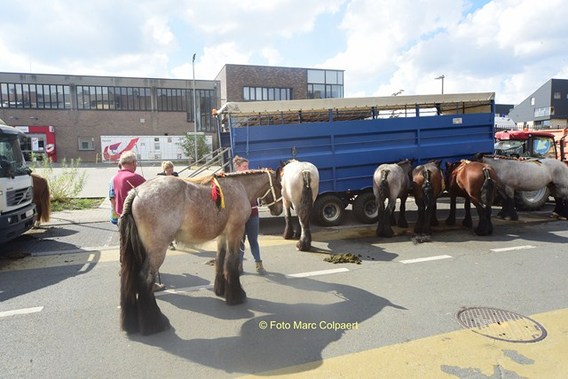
[[241, 308, 568, 378]]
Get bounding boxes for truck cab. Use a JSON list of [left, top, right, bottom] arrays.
[[0, 123, 36, 244], [494, 130, 562, 160], [494, 129, 567, 210]]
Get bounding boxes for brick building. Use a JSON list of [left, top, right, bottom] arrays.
[[0, 65, 343, 162]]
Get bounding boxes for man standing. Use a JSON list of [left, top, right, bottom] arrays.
[[113, 151, 145, 217], [113, 150, 165, 291]]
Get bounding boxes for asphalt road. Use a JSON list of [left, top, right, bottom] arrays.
[[1, 202, 567, 377]]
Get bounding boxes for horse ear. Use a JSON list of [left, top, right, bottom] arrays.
[[434, 159, 442, 168]]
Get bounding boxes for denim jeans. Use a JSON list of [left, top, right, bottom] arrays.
[[240, 214, 261, 262]]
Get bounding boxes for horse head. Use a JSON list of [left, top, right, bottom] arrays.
[[258, 169, 283, 216]]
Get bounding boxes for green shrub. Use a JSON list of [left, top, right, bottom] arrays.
[[31, 157, 87, 202]]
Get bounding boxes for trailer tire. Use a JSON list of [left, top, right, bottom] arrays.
[[312, 194, 345, 227], [514, 188, 550, 211], [353, 192, 378, 224]]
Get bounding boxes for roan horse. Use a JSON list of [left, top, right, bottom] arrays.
[[119, 169, 283, 335], [31, 173, 51, 226], [445, 160, 497, 236], [372, 159, 413, 237], [474, 154, 568, 220], [412, 160, 445, 242], [278, 159, 319, 251]]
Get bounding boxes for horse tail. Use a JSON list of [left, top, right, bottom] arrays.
[[378, 170, 390, 205], [300, 170, 314, 211], [480, 168, 495, 208], [119, 190, 148, 333], [422, 169, 433, 204], [32, 174, 51, 224]]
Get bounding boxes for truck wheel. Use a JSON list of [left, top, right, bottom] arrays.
[[353, 192, 378, 224], [514, 188, 550, 211], [312, 194, 345, 226]]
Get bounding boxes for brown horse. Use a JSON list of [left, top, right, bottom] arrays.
[[119, 169, 283, 335], [412, 161, 444, 242], [445, 160, 497, 236], [32, 173, 51, 226]]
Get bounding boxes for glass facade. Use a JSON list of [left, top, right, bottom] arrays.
[[307, 69, 344, 99]]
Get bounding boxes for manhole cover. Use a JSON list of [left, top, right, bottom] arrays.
[[456, 307, 547, 343]]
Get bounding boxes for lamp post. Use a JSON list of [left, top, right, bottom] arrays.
[[435, 75, 445, 94], [192, 53, 198, 164]]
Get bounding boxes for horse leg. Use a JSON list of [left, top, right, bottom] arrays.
[[223, 236, 247, 305], [463, 197, 473, 227], [381, 199, 395, 237], [282, 202, 295, 240], [414, 200, 425, 235], [445, 194, 457, 226], [430, 200, 439, 227], [214, 236, 227, 297], [473, 203, 488, 236], [296, 206, 313, 251], [397, 194, 408, 228]]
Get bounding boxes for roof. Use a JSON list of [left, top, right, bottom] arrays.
[[217, 92, 495, 115], [216, 92, 495, 125]]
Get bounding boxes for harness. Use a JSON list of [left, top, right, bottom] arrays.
[[258, 169, 282, 207]]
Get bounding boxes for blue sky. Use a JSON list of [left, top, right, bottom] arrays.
[[1, 0, 567, 105]]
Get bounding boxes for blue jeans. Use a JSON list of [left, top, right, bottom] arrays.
[[240, 215, 261, 262]]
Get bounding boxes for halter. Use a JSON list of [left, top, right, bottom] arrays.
[[258, 170, 282, 207]]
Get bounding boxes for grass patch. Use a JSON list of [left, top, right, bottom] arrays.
[[51, 198, 104, 212]]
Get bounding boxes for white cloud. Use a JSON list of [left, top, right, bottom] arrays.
[[1, 0, 567, 104]]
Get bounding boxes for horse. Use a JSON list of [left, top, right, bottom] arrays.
[[31, 173, 51, 227], [119, 169, 283, 335], [445, 160, 497, 236], [412, 160, 444, 242], [278, 159, 319, 251], [473, 154, 568, 220], [372, 159, 413, 237]]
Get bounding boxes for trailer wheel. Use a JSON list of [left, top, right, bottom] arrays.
[[514, 188, 550, 211], [352, 192, 378, 224], [312, 194, 345, 226]]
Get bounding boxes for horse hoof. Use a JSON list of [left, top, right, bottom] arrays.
[[226, 289, 247, 305], [141, 314, 171, 336], [296, 241, 311, 251]]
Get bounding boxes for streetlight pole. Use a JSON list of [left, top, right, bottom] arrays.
[[435, 75, 445, 94], [192, 53, 198, 164]]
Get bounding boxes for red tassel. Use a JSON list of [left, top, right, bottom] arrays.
[[211, 179, 218, 201]]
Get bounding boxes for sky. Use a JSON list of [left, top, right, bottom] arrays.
[[1, 0, 567, 106]]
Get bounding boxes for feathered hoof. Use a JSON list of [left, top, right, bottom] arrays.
[[226, 288, 247, 305], [296, 240, 311, 251], [140, 313, 171, 336]]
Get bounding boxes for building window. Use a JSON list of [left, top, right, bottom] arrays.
[[307, 69, 344, 99], [243, 86, 292, 101], [185, 88, 217, 132], [76, 86, 150, 110], [553, 91, 561, 99], [0, 82, 70, 109], [531, 97, 535, 106], [78, 137, 95, 151]]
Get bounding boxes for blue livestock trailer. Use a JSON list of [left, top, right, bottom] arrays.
[[216, 92, 495, 226]]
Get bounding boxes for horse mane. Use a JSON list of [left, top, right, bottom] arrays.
[[183, 169, 275, 185], [481, 154, 542, 163]]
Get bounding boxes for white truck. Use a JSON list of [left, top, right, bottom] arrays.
[[0, 120, 36, 244]]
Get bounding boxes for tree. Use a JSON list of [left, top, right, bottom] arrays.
[[179, 133, 210, 163]]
